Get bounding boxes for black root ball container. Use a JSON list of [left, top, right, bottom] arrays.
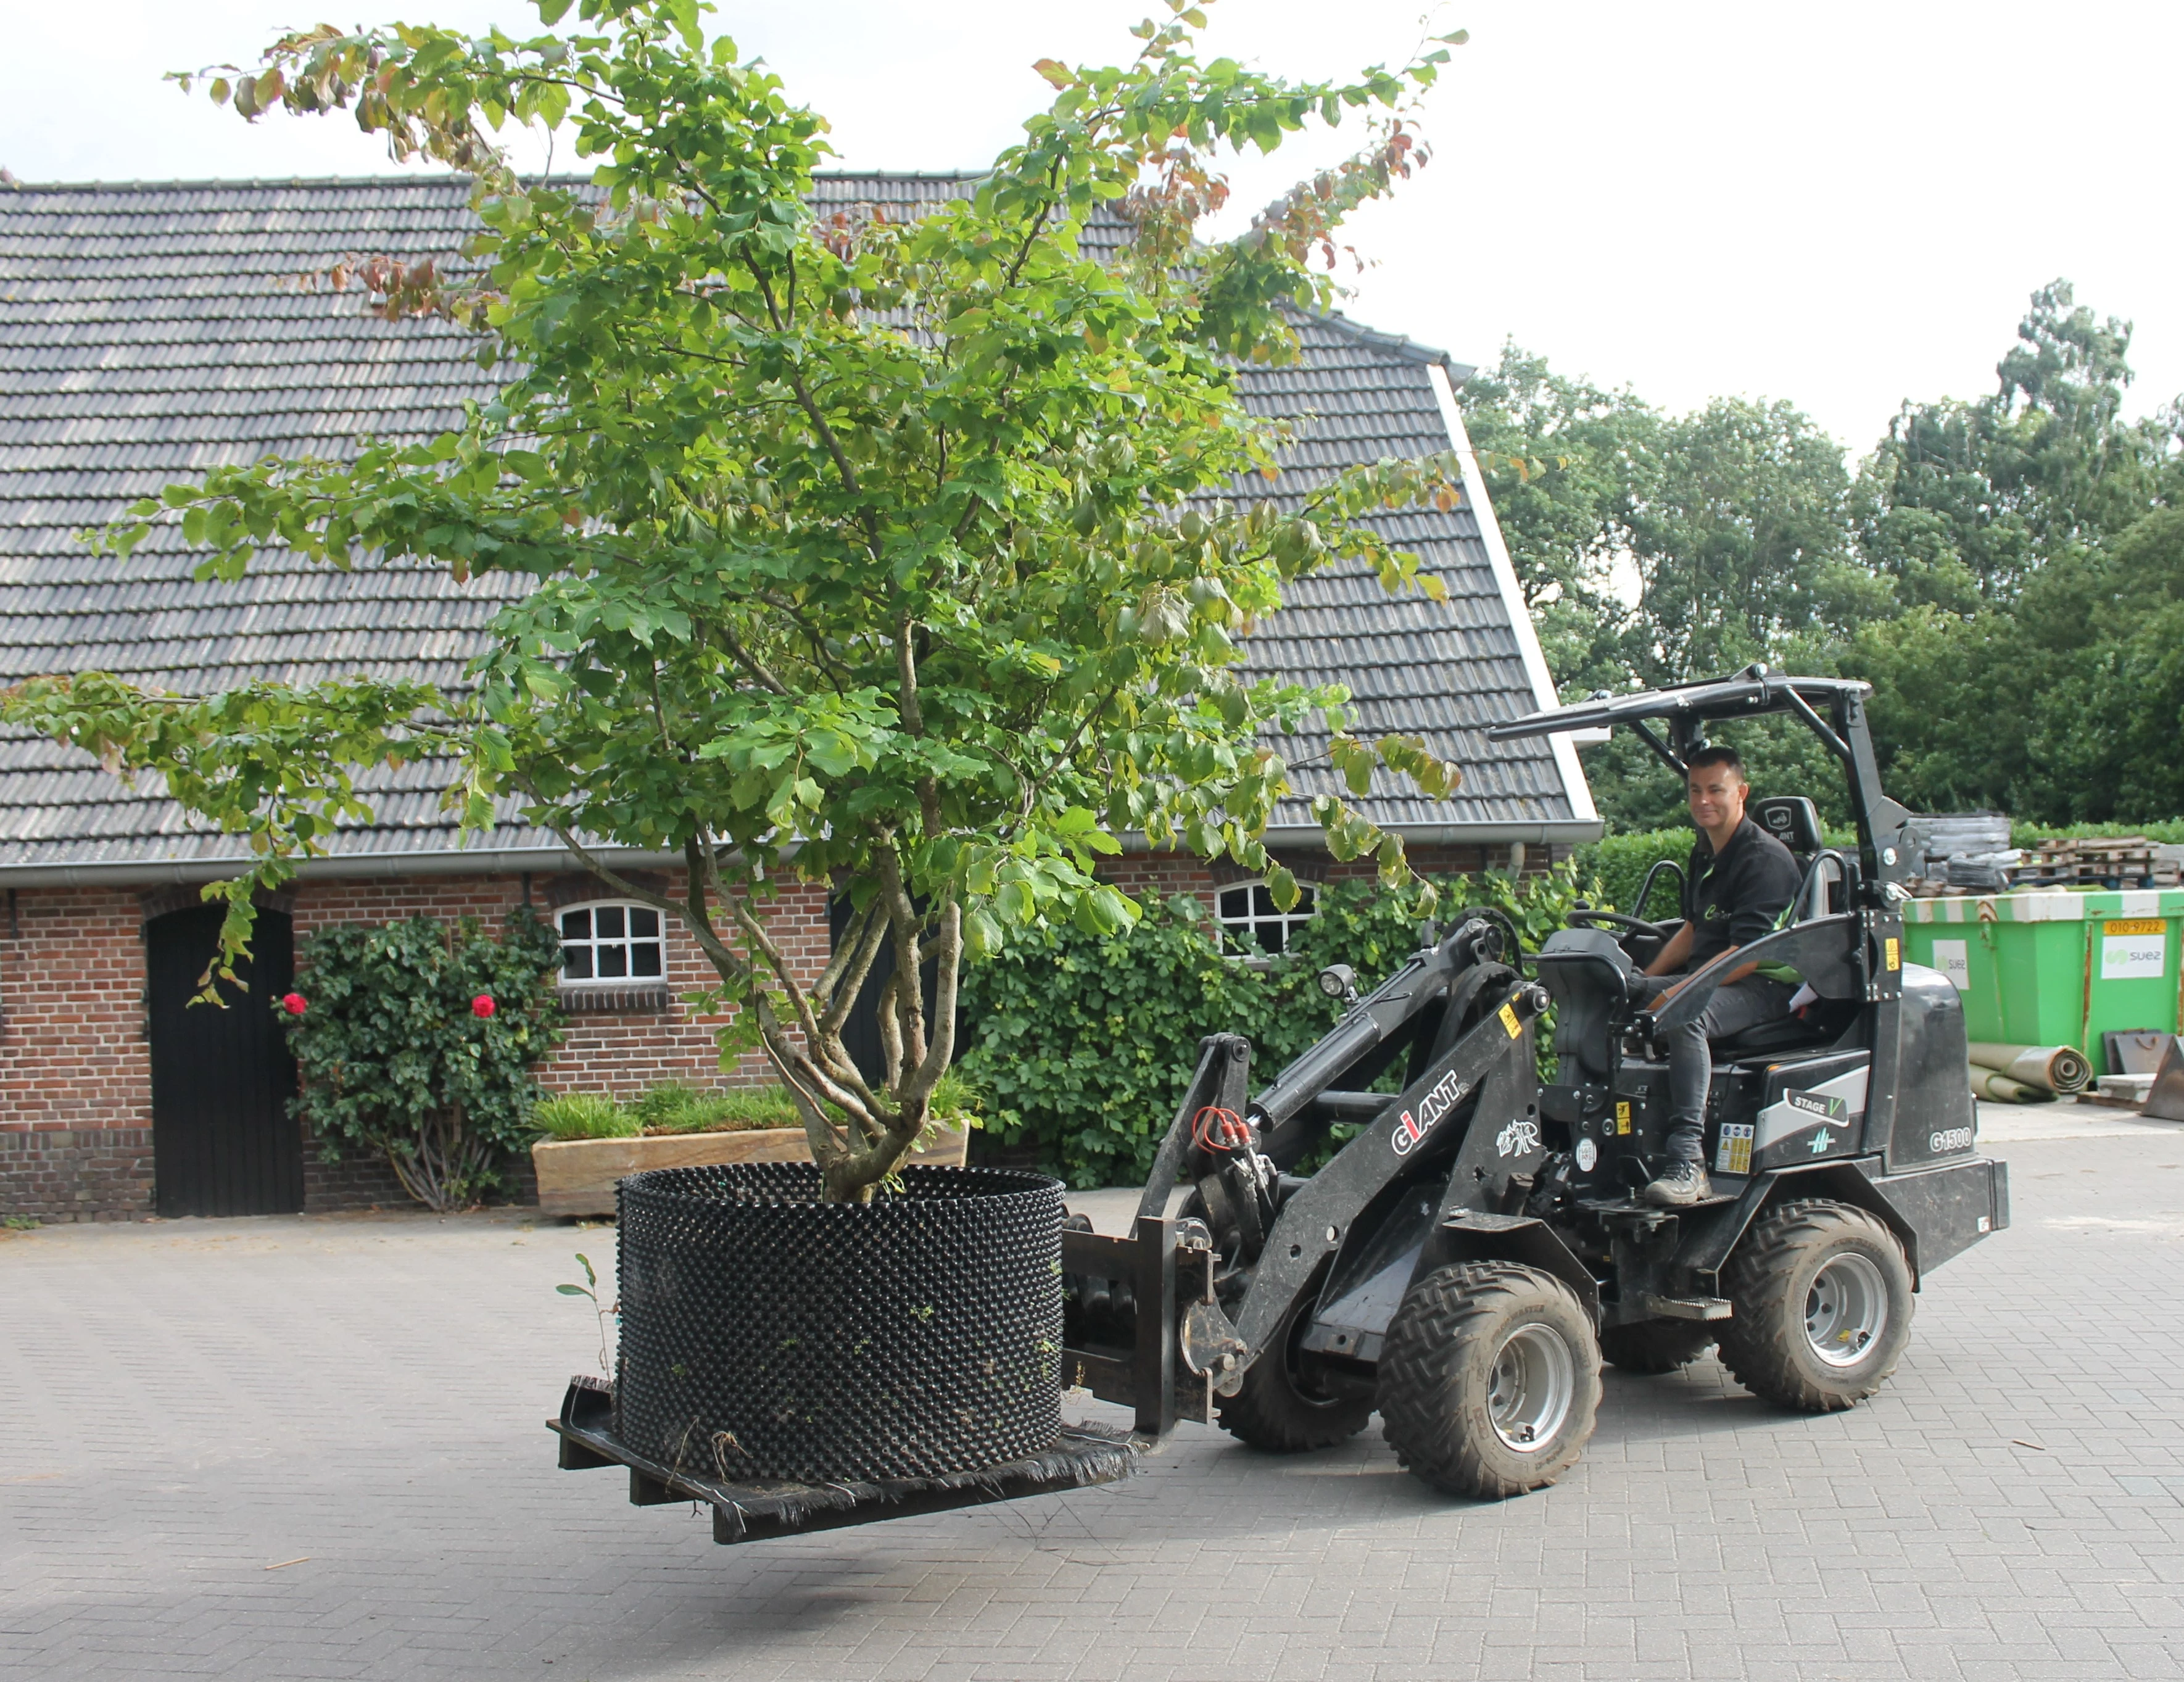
[[614, 1162, 1065, 1483]]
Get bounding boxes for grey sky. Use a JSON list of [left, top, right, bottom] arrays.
[[9, 1, 2178, 460]]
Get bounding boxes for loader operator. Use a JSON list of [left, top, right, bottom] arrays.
[[1639, 745, 1801, 1208]]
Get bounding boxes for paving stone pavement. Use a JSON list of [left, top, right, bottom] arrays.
[[4, 1124, 2183, 1682]]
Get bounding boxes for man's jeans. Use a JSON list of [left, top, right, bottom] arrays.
[[1663, 976, 1797, 1164]]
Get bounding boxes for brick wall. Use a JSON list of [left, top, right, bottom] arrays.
[[0, 844, 1566, 1222], [0, 869, 829, 1222]]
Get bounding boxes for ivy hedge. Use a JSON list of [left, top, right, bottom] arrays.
[[958, 868, 1591, 1188]]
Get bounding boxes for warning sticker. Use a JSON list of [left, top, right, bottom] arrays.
[[1615, 1100, 1632, 1137], [1884, 936, 1901, 971], [1498, 1002, 1521, 1038], [2101, 932, 2167, 981], [1716, 1122, 1753, 1176]]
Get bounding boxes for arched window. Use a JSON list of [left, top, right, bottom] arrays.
[[1215, 878, 1318, 956], [557, 901, 664, 984]]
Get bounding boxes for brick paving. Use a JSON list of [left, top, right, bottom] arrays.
[[4, 1116, 2183, 1681]]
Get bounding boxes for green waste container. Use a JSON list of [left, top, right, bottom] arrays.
[[1903, 888, 2184, 1077]]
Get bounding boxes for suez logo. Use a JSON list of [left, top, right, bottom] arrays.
[[1389, 1069, 1471, 1156], [1928, 1127, 1975, 1153]]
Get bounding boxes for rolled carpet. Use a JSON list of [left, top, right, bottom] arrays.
[[1967, 1042, 2090, 1094], [1970, 1066, 2054, 1104]]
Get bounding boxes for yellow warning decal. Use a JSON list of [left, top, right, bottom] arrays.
[[1884, 937, 1901, 971], [2106, 918, 2165, 937], [1499, 1002, 1521, 1038], [1615, 1101, 1632, 1136]]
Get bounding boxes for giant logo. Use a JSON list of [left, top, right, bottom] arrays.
[[1391, 1069, 1470, 1156]]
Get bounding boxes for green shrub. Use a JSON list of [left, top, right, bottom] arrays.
[[534, 1093, 636, 1141], [284, 911, 565, 1210], [1575, 829, 1693, 917], [959, 868, 1592, 1188]]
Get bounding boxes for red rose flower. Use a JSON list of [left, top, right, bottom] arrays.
[[280, 993, 307, 1017], [471, 993, 497, 1019]]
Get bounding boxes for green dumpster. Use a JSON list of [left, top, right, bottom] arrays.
[[1903, 888, 2184, 1077]]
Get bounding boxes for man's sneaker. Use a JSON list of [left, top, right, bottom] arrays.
[[1643, 1159, 1710, 1208]]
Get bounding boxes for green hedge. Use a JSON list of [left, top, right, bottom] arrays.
[[1573, 830, 1692, 917], [958, 868, 1590, 1188], [2009, 819, 2184, 847]]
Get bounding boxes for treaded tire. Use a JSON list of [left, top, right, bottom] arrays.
[[1716, 1199, 1913, 1412], [1376, 1262, 1600, 1499], [1598, 1319, 1716, 1375], [1216, 1295, 1374, 1451]]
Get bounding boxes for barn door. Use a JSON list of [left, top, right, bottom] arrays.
[[146, 904, 302, 1217]]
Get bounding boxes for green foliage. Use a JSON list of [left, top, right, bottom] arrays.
[[284, 911, 564, 1209], [959, 868, 1590, 1188], [534, 1092, 637, 1140], [1574, 831, 1692, 918], [2009, 818, 2184, 847], [8, 0, 1480, 1201], [630, 1082, 801, 1133]]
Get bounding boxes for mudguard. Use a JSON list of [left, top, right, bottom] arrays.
[[1674, 1153, 2009, 1288]]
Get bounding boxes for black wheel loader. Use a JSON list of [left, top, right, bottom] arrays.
[[551, 667, 2007, 1535]]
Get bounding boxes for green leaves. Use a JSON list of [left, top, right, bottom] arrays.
[[68, 0, 1478, 1201]]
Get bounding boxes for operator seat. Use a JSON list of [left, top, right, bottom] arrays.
[[1749, 795, 1823, 863]]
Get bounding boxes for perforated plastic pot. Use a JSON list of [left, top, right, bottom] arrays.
[[614, 1162, 1065, 1482]]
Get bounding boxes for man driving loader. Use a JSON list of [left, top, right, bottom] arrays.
[[1639, 744, 1803, 1208]]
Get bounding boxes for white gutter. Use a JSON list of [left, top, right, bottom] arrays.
[[0, 846, 689, 890], [1426, 362, 1606, 840]]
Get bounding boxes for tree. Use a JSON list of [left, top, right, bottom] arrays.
[[1458, 341, 1658, 692], [1855, 280, 2177, 612], [2, 0, 1474, 1201]]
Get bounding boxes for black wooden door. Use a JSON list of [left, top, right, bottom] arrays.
[[829, 897, 943, 1088], [146, 904, 303, 1217]]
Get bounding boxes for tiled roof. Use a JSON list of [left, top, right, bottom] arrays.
[[0, 175, 1592, 873]]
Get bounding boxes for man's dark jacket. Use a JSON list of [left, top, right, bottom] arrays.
[[1681, 816, 1802, 970]]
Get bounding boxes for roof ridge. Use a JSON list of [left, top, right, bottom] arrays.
[[1299, 307, 1468, 377], [2, 168, 991, 194]]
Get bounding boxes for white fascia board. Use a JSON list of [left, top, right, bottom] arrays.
[[1426, 362, 1603, 824]]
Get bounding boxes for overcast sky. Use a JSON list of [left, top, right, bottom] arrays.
[[8, 1, 2179, 460]]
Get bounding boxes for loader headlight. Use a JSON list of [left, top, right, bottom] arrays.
[[1317, 963, 1356, 1000]]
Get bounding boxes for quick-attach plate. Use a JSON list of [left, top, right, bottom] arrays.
[[548, 1376, 1138, 1545]]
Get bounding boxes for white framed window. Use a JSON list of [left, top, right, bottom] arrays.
[[558, 901, 664, 984], [1215, 878, 1318, 956]]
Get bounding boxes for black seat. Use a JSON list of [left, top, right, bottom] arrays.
[[1748, 795, 1823, 862]]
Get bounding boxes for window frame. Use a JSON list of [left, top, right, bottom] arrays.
[[1213, 876, 1319, 958], [555, 898, 668, 988]]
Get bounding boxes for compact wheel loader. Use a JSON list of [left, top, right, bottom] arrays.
[[551, 668, 2007, 1535]]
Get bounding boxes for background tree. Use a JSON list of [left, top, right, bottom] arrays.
[[2, 0, 1475, 1201]]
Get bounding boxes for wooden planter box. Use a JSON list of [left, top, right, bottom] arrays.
[[532, 1125, 972, 1217]]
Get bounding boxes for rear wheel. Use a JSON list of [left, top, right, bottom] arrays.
[[1376, 1262, 1600, 1499], [1598, 1319, 1716, 1375], [1716, 1199, 1913, 1411], [1215, 1296, 1374, 1451]]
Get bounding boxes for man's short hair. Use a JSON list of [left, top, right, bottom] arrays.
[[1686, 744, 1746, 782]]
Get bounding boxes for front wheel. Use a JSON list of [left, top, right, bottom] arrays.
[[1716, 1199, 1914, 1411], [1215, 1296, 1374, 1451], [1376, 1262, 1600, 1499]]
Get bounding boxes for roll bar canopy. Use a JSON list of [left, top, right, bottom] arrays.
[[1489, 665, 1916, 898]]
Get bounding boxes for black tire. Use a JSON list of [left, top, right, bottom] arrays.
[[1215, 1296, 1375, 1452], [1716, 1199, 1914, 1412], [1376, 1262, 1601, 1499], [1598, 1319, 1716, 1375]]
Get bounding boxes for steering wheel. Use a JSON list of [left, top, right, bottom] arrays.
[[1568, 908, 1668, 940]]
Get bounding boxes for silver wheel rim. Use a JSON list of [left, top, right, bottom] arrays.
[[1486, 1321, 1576, 1452], [1805, 1253, 1887, 1368]]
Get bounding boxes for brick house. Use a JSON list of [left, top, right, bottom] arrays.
[[0, 176, 1599, 1221]]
